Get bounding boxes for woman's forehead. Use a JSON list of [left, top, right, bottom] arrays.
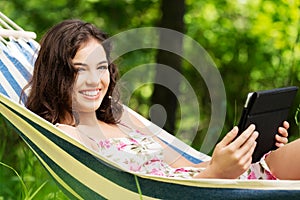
[[73, 40, 107, 65]]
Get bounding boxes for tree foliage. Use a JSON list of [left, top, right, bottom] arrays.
[[184, 0, 300, 148]]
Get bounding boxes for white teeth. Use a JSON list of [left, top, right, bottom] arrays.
[[81, 90, 99, 96]]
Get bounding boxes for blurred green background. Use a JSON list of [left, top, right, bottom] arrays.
[[1, 0, 300, 199]]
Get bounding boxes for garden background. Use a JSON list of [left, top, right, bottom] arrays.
[[1, 0, 300, 199]]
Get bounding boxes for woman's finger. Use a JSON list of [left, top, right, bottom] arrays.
[[283, 121, 290, 130], [240, 141, 257, 165], [238, 131, 258, 157], [275, 134, 288, 144], [278, 127, 288, 137], [231, 124, 256, 148], [218, 126, 239, 147]]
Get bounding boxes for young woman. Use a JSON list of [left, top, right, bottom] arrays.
[[24, 19, 299, 180]]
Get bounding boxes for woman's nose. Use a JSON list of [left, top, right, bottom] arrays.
[[86, 71, 101, 85]]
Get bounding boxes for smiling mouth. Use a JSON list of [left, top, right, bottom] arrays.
[[79, 89, 101, 97]]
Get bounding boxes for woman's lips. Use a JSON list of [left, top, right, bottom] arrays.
[[79, 89, 101, 100]]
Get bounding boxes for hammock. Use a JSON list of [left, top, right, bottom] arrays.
[[1, 12, 300, 200]]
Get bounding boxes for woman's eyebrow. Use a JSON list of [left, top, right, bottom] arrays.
[[73, 62, 88, 66], [97, 60, 108, 65], [73, 60, 108, 66]]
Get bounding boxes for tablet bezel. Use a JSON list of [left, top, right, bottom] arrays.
[[237, 86, 298, 163]]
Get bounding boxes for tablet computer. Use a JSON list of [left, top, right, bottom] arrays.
[[237, 86, 298, 163]]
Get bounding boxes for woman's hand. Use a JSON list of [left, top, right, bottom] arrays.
[[275, 121, 289, 148], [196, 125, 258, 179]]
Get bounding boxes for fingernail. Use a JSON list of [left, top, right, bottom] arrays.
[[253, 131, 259, 137]]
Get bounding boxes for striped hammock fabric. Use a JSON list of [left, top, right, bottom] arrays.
[[1, 34, 300, 200]]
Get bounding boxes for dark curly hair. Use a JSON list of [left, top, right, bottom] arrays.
[[23, 19, 123, 125]]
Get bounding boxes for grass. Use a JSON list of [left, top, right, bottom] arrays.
[[0, 115, 68, 200], [0, 161, 48, 200], [294, 105, 300, 140]]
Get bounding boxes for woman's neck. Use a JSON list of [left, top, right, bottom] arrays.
[[77, 112, 99, 126]]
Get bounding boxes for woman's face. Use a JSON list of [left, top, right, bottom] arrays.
[[71, 38, 110, 114]]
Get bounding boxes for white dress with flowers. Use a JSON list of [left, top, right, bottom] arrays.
[[94, 126, 277, 180], [97, 129, 204, 178]]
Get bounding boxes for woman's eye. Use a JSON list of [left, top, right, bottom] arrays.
[[77, 67, 85, 72], [97, 65, 108, 70]]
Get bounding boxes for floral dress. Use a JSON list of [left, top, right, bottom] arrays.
[[97, 129, 204, 178], [93, 127, 277, 180]]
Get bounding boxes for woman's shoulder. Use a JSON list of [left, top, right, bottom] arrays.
[[55, 123, 76, 130], [55, 123, 80, 140]]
